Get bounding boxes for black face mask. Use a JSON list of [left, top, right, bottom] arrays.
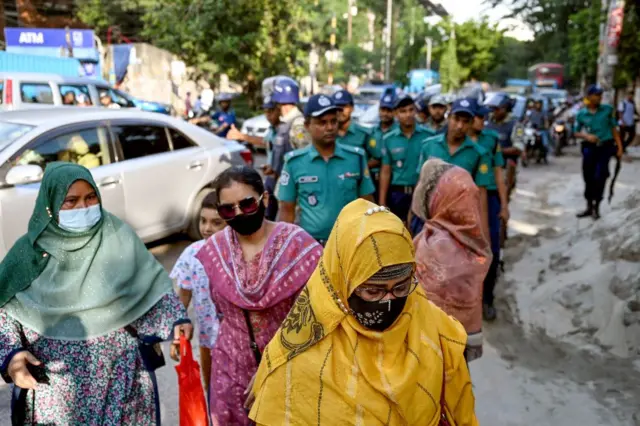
[[227, 203, 265, 236], [348, 294, 408, 332]]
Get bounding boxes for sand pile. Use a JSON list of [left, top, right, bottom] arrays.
[[501, 173, 640, 360]]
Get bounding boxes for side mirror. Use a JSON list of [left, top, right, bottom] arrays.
[[6, 164, 44, 186]]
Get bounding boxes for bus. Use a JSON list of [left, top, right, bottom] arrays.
[[528, 63, 564, 89]]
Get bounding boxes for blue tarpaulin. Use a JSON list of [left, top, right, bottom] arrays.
[[112, 44, 133, 85]]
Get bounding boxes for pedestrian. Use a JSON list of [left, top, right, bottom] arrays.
[[574, 85, 624, 219], [378, 94, 434, 224], [194, 95, 203, 115], [368, 88, 398, 201], [277, 94, 375, 246], [333, 89, 371, 150], [247, 199, 478, 426], [170, 190, 226, 396], [271, 77, 311, 150], [425, 94, 448, 134], [228, 95, 284, 220], [467, 99, 509, 321], [413, 98, 491, 240], [485, 92, 524, 245], [0, 162, 190, 426], [618, 90, 637, 152], [197, 166, 322, 425], [412, 159, 491, 361], [211, 93, 237, 138], [185, 91, 193, 118]]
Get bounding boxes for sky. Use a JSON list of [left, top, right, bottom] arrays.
[[435, 1, 535, 41]]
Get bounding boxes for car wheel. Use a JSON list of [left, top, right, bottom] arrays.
[[187, 187, 214, 241]]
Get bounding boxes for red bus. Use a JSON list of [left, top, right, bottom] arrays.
[[527, 63, 564, 89]]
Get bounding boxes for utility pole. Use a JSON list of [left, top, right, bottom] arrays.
[[329, 14, 337, 85], [384, 0, 392, 81], [347, 0, 353, 42], [598, 0, 625, 105]]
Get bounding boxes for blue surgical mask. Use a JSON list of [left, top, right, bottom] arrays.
[[58, 204, 102, 233]]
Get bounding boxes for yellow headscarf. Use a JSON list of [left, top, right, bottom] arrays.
[[250, 199, 478, 426]]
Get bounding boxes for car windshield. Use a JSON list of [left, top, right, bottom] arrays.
[[0, 121, 35, 150]]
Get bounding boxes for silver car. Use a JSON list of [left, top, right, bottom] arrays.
[[0, 107, 252, 259]]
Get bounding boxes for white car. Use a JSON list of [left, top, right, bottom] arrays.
[[0, 107, 252, 259]]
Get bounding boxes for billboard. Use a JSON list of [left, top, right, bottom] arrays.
[[4, 28, 95, 49]]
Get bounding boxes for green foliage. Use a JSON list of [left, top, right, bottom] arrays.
[[488, 37, 537, 84], [440, 29, 461, 92], [567, 2, 600, 85]]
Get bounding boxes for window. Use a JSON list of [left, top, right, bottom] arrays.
[[59, 85, 93, 106], [0, 121, 34, 148], [113, 125, 171, 160], [97, 87, 133, 109], [169, 128, 196, 150], [12, 127, 109, 171], [20, 83, 54, 104]]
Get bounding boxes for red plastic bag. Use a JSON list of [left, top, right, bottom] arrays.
[[176, 335, 209, 426]]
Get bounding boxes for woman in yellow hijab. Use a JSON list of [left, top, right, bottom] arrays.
[[249, 199, 478, 425]]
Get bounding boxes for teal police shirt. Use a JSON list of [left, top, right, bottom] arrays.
[[369, 121, 398, 174], [382, 125, 435, 187], [473, 129, 505, 191], [574, 104, 617, 144], [336, 122, 371, 151], [277, 143, 375, 241], [263, 125, 277, 166], [418, 133, 493, 188]]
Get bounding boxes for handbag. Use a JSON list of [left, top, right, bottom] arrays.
[[243, 309, 262, 365], [176, 336, 209, 426], [125, 325, 166, 372]]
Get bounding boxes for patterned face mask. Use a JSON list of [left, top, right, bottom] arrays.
[[347, 294, 408, 332]]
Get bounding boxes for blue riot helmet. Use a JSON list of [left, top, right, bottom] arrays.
[[272, 77, 300, 104], [484, 92, 514, 112]]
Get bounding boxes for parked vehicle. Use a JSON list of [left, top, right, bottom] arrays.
[[0, 72, 171, 114], [0, 107, 252, 259]]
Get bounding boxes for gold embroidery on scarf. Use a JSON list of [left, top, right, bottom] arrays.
[[317, 344, 334, 426], [284, 360, 293, 426], [421, 332, 443, 360], [355, 404, 365, 426], [280, 286, 325, 360]]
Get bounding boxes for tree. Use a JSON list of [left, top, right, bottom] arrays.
[[440, 28, 461, 92], [75, 0, 148, 41], [567, 2, 600, 87]]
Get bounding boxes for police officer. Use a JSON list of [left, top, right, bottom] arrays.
[[272, 77, 311, 150], [468, 99, 509, 321], [424, 95, 448, 134], [277, 94, 375, 245], [485, 92, 524, 246], [368, 88, 398, 199], [211, 93, 237, 137], [379, 94, 434, 224], [228, 95, 288, 220], [574, 84, 624, 220], [413, 98, 492, 238], [415, 94, 430, 125], [332, 89, 371, 150]]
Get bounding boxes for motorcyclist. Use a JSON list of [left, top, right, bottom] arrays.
[[485, 92, 524, 247]]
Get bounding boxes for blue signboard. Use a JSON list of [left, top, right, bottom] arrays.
[[4, 28, 94, 49]]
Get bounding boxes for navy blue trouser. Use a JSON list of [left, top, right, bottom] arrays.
[[264, 176, 278, 221], [581, 142, 614, 202], [483, 191, 501, 306], [389, 191, 412, 224]]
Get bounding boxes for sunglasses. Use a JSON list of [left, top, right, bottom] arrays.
[[216, 195, 264, 220]]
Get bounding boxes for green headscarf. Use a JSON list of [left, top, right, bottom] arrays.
[[0, 162, 174, 340]]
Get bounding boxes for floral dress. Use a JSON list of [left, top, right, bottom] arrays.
[[0, 293, 186, 426], [170, 240, 220, 349]]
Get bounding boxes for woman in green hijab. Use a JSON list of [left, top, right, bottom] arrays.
[[0, 162, 190, 425]]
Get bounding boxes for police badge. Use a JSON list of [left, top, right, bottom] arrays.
[[308, 194, 318, 206]]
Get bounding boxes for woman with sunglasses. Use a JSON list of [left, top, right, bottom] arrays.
[[196, 166, 322, 425], [247, 199, 478, 426]]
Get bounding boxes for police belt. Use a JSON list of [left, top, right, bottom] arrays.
[[390, 185, 414, 195]]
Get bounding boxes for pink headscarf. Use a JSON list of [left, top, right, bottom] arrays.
[[413, 159, 491, 339]]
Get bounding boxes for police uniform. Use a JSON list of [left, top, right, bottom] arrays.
[[382, 124, 434, 222], [284, 108, 311, 149], [424, 117, 447, 134], [260, 95, 281, 220], [277, 143, 375, 243], [211, 93, 236, 138], [272, 77, 312, 149], [336, 122, 371, 150], [574, 86, 618, 216]]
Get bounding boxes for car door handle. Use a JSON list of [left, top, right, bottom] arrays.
[[99, 177, 121, 187], [187, 161, 204, 170]]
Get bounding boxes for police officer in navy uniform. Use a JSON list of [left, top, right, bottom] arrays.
[[211, 93, 237, 137], [485, 92, 524, 246], [272, 77, 311, 150], [332, 89, 371, 151], [424, 95, 448, 134], [277, 94, 375, 245], [368, 88, 398, 200], [574, 84, 624, 219]]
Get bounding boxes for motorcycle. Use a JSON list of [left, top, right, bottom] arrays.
[[552, 120, 569, 156], [521, 123, 547, 167]]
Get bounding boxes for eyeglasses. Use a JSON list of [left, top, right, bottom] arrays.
[[216, 195, 264, 220], [353, 277, 419, 302]]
